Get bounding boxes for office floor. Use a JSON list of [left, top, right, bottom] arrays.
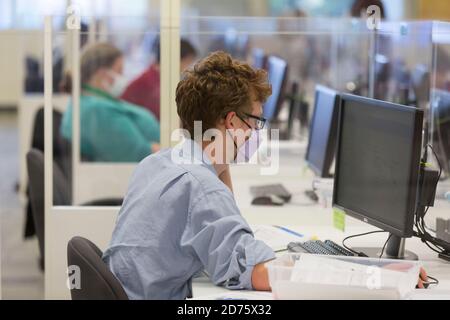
[[0, 110, 44, 299]]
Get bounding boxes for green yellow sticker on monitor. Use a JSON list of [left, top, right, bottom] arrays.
[[333, 208, 346, 232]]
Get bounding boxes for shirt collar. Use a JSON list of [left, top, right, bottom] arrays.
[[174, 139, 217, 176]]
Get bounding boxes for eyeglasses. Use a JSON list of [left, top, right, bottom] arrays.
[[237, 113, 267, 130]]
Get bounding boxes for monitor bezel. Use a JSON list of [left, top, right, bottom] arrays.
[[305, 84, 340, 179], [263, 55, 288, 121], [332, 94, 423, 238]]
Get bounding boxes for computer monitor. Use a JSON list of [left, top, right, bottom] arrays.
[[263, 56, 288, 121], [251, 48, 266, 70], [411, 64, 430, 106], [333, 94, 423, 259], [432, 89, 450, 175], [373, 54, 391, 101], [305, 85, 340, 179]]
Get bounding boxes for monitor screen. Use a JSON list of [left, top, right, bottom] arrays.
[[305, 85, 340, 178], [263, 56, 287, 121], [333, 95, 423, 237], [412, 64, 430, 104], [252, 48, 266, 70]]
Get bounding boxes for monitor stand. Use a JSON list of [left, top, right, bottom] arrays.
[[353, 234, 418, 260]]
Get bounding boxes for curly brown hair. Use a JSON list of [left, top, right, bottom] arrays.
[[176, 51, 272, 138]]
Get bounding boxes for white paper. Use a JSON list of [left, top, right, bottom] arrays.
[[252, 225, 305, 252], [289, 254, 416, 297]]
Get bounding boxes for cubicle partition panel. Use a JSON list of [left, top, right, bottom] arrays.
[[179, 16, 379, 130], [370, 22, 434, 107], [1, 28, 68, 201], [429, 22, 450, 213], [44, 0, 176, 299], [0, 29, 46, 108], [18, 95, 69, 201], [371, 21, 450, 205]]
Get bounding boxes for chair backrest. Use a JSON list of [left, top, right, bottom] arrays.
[[67, 237, 129, 300], [31, 107, 72, 180], [26, 149, 71, 265], [27, 148, 71, 207]]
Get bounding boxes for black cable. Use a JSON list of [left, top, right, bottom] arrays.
[[379, 234, 393, 258], [412, 144, 449, 257], [419, 209, 446, 253], [424, 275, 439, 286], [342, 230, 388, 256], [428, 144, 443, 181]]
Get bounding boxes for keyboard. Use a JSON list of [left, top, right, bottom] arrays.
[[250, 184, 292, 202], [288, 240, 355, 256]]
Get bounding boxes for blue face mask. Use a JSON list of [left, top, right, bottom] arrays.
[[233, 130, 262, 164]]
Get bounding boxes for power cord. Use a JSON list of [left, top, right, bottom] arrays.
[[379, 233, 393, 258], [342, 230, 441, 287], [425, 275, 439, 286], [414, 144, 450, 258], [342, 230, 388, 257]]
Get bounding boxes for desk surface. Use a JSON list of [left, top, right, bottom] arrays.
[[192, 224, 450, 299], [191, 141, 450, 299]]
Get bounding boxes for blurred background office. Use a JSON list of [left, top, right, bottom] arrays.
[[1, 0, 450, 299]]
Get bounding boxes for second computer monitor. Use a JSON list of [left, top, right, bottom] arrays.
[[333, 94, 423, 238], [263, 56, 288, 121], [251, 48, 267, 70], [305, 85, 340, 178]]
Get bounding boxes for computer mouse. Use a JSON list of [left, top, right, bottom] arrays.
[[305, 190, 319, 202], [251, 194, 285, 206]]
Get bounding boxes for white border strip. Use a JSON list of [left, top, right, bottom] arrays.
[[43, 15, 54, 298], [160, 0, 180, 147], [72, 25, 80, 203]]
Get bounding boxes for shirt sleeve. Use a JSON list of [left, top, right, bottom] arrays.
[[181, 188, 275, 290]]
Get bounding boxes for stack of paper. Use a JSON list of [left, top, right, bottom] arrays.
[[290, 255, 418, 298], [267, 253, 422, 300]]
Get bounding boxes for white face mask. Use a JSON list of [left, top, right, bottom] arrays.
[[233, 130, 263, 164], [105, 70, 128, 98]]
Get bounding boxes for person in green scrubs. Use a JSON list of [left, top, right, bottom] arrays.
[[61, 43, 160, 162]]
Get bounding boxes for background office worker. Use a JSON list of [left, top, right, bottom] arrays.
[[121, 38, 198, 120], [103, 51, 275, 299], [60, 43, 160, 162]]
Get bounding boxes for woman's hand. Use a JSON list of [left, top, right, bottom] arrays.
[[383, 264, 428, 289], [417, 267, 428, 289]]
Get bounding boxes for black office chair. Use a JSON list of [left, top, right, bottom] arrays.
[[25, 107, 72, 239], [26, 149, 123, 270], [27, 149, 71, 270], [67, 236, 128, 300]]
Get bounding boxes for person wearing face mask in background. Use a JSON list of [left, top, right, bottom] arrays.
[[60, 43, 161, 162], [121, 38, 198, 120], [103, 51, 275, 299]]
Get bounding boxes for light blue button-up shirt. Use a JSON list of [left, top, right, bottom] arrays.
[[102, 139, 275, 300]]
